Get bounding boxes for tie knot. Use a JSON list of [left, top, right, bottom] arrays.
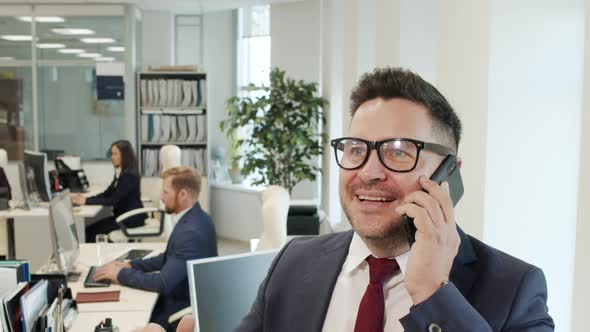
[[365, 256, 399, 285]]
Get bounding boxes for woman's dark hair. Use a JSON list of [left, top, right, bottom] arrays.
[[350, 67, 462, 151], [111, 140, 138, 171]]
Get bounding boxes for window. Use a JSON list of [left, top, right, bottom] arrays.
[[237, 6, 270, 94], [235, 5, 270, 185]]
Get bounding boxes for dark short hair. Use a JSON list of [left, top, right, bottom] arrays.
[[350, 67, 462, 150], [111, 140, 138, 171]]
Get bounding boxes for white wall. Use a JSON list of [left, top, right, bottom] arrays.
[[270, 0, 321, 201], [141, 10, 174, 68]]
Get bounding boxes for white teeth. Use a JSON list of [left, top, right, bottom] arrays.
[[358, 195, 392, 202]]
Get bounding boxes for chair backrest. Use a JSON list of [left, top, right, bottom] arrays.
[[256, 185, 290, 251], [159, 144, 181, 171], [0, 149, 7, 169]]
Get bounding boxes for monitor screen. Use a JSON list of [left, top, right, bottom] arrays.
[[187, 250, 279, 332], [23, 150, 51, 202], [49, 189, 79, 273]]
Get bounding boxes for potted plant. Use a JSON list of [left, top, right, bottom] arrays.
[[219, 67, 328, 194]]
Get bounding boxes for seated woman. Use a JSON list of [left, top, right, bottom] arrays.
[[73, 140, 146, 242]]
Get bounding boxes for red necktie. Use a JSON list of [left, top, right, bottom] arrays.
[[353, 255, 400, 332]]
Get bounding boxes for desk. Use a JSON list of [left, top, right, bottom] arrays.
[[70, 311, 151, 332], [68, 243, 165, 331], [0, 205, 105, 271]]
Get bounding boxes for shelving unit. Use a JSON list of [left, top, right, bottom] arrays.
[[136, 71, 208, 178]]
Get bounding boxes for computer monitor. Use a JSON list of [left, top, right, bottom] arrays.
[[48, 189, 80, 275], [187, 250, 279, 331], [23, 150, 52, 203]]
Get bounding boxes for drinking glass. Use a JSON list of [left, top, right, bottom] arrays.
[[96, 234, 109, 265]]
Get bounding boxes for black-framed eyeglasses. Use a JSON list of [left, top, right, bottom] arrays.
[[330, 137, 455, 172]]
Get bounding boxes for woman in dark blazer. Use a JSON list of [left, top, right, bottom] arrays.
[[73, 140, 146, 242]]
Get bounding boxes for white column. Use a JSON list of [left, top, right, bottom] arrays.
[[570, 1, 590, 330], [399, 0, 437, 83], [320, 0, 359, 231], [270, 0, 322, 201], [435, 0, 491, 239], [484, 1, 584, 331]]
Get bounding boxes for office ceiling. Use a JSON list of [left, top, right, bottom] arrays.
[[0, 0, 301, 13]]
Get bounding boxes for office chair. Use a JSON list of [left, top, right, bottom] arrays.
[[108, 145, 181, 243], [0, 148, 8, 257]]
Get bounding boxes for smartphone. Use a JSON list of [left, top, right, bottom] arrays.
[[403, 154, 464, 246]]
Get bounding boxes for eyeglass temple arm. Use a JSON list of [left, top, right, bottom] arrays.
[[424, 142, 456, 156]]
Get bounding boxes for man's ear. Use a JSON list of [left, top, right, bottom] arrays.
[[457, 156, 463, 169]]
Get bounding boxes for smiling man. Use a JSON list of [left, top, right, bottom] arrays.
[[229, 68, 555, 332]]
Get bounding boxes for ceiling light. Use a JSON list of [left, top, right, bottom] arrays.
[[106, 46, 125, 52], [0, 35, 33, 41], [95, 57, 115, 61], [52, 28, 94, 35], [80, 38, 115, 44], [77, 53, 101, 58], [37, 43, 65, 49], [0, 57, 15, 61], [58, 49, 85, 54], [18, 16, 65, 23]]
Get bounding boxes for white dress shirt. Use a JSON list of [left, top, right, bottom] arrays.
[[171, 206, 190, 228], [321, 232, 413, 332]]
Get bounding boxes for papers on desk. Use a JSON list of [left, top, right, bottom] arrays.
[[0, 261, 30, 290], [141, 114, 206, 143], [20, 280, 47, 332], [140, 79, 206, 108], [0, 276, 78, 332], [142, 147, 207, 177], [2, 282, 29, 332]]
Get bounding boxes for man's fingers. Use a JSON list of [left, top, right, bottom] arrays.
[[177, 315, 195, 332], [396, 203, 435, 235], [403, 189, 445, 228], [419, 177, 454, 225]]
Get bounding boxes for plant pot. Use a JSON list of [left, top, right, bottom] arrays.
[[228, 166, 243, 184]]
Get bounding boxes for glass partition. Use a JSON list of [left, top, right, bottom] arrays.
[[0, 5, 130, 161], [0, 14, 33, 160], [36, 15, 126, 159]]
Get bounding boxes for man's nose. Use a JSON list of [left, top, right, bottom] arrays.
[[358, 150, 386, 182]]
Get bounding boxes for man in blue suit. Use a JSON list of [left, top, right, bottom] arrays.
[[232, 68, 554, 331], [94, 166, 217, 331]]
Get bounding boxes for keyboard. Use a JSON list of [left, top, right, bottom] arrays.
[[116, 249, 153, 261], [84, 266, 111, 288]]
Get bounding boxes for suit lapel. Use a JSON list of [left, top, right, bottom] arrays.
[[299, 231, 354, 332], [449, 227, 478, 298]]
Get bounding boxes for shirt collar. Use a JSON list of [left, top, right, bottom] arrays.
[[172, 207, 191, 225], [345, 232, 410, 275]]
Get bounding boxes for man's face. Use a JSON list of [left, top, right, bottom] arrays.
[[339, 98, 446, 241], [160, 177, 179, 214]]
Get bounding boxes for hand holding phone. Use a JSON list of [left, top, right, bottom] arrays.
[[402, 154, 464, 246]]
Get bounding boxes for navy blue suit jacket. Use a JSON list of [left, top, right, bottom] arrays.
[[86, 168, 145, 227], [236, 228, 554, 331], [117, 202, 218, 330]]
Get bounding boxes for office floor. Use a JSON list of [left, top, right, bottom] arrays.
[[218, 237, 250, 256]]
